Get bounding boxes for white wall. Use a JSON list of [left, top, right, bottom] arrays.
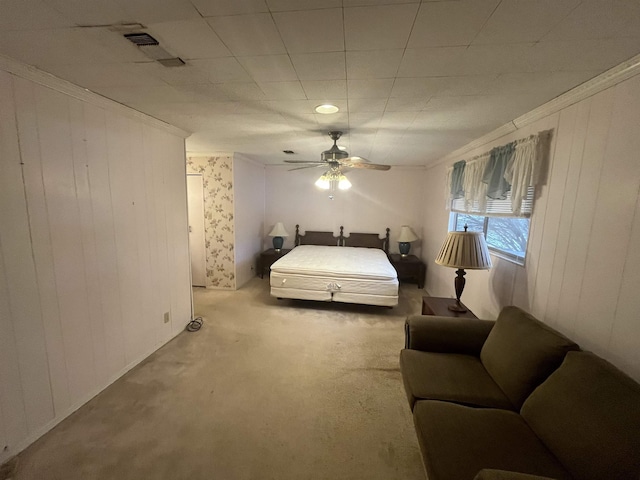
[[234, 154, 266, 288], [0, 68, 192, 462], [422, 73, 640, 382], [265, 165, 425, 254]]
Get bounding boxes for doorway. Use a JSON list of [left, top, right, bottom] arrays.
[[187, 174, 206, 287]]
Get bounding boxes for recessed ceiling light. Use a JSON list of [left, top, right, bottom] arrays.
[[315, 104, 339, 114]]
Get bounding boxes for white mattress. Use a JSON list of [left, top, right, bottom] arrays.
[[269, 245, 399, 306]]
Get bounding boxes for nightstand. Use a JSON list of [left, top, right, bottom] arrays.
[[388, 254, 426, 289], [421, 296, 478, 318], [258, 248, 291, 279]]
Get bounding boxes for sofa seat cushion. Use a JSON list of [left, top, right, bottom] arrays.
[[521, 351, 640, 480], [413, 400, 573, 480], [480, 306, 579, 409], [400, 349, 514, 410]]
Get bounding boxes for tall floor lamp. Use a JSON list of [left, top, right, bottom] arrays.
[[435, 226, 492, 312]]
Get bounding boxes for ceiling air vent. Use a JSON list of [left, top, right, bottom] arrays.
[[123, 32, 185, 67], [124, 32, 159, 46]]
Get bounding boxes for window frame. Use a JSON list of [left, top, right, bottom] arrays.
[[449, 212, 529, 266]]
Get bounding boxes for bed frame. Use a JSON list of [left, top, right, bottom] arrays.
[[294, 225, 390, 254]]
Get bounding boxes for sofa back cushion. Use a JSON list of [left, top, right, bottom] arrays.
[[480, 306, 578, 408], [521, 351, 640, 480]]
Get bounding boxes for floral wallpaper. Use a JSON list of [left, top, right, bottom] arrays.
[[186, 156, 235, 289]]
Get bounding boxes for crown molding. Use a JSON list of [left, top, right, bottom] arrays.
[[433, 53, 640, 169], [0, 54, 191, 139]]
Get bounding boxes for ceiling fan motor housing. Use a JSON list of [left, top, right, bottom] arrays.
[[322, 130, 349, 162]]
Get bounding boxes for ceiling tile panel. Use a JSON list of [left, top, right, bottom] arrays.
[[542, 0, 640, 41], [347, 98, 388, 113], [135, 62, 214, 86], [301, 80, 347, 100], [384, 97, 429, 112], [346, 49, 404, 79], [379, 111, 418, 128], [486, 71, 600, 96], [408, 0, 499, 48], [290, 52, 346, 80], [147, 19, 231, 59], [41, 0, 129, 26], [273, 8, 344, 53], [343, 0, 419, 6], [344, 4, 420, 51], [93, 85, 206, 104], [281, 113, 320, 132], [190, 58, 254, 83], [43, 62, 168, 88], [258, 81, 307, 100], [0, 28, 138, 66], [390, 77, 448, 98], [473, 0, 581, 45], [237, 55, 298, 82], [266, 0, 341, 12], [397, 47, 467, 77], [115, 0, 202, 23], [458, 43, 538, 75], [259, 99, 320, 115], [215, 82, 267, 100], [347, 79, 394, 99], [0, 0, 75, 30], [314, 112, 349, 127], [207, 14, 286, 56], [189, 0, 268, 17]]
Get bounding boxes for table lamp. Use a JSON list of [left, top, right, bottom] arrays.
[[435, 225, 492, 312], [268, 222, 289, 252], [397, 225, 419, 257]]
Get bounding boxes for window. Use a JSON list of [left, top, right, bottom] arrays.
[[451, 213, 530, 265]]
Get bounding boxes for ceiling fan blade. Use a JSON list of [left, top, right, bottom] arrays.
[[288, 164, 327, 171], [341, 160, 391, 171], [284, 160, 325, 165], [343, 156, 370, 163]]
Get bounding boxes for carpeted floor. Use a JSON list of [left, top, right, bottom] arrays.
[[6, 278, 426, 480]]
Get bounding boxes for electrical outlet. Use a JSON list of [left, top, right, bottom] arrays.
[[163, 312, 170, 324]]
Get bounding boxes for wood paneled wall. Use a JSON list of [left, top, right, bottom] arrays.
[[0, 70, 192, 462], [422, 74, 640, 381]]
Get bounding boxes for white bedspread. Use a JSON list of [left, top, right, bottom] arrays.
[[270, 245, 397, 280]]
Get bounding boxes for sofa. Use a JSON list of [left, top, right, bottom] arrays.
[[399, 306, 640, 480]]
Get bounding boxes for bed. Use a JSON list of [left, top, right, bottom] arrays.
[[269, 226, 399, 307]]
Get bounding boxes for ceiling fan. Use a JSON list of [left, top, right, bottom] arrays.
[[284, 131, 391, 172]]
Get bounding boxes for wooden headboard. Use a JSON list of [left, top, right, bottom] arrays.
[[295, 225, 390, 254]]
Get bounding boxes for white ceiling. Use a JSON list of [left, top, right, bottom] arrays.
[[1, 0, 639, 166]]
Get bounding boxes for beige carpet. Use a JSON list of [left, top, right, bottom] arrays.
[[7, 278, 426, 480]]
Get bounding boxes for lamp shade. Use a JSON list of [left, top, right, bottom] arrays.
[[268, 222, 289, 237], [435, 231, 492, 269], [397, 225, 419, 243]]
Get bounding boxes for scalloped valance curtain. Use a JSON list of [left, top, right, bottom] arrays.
[[446, 132, 547, 217]]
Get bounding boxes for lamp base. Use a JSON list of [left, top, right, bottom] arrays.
[[272, 236, 284, 251], [399, 242, 411, 257], [448, 301, 468, 313]]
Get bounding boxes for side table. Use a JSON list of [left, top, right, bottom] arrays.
[[421, 296, 478, 318], [388, 254, 426, 289], [258, 248, 291, 279]]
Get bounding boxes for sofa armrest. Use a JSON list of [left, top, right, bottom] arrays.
[[404, 315, 494, 355], [474, 469, 558, 480]]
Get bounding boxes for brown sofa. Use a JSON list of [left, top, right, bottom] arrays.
[[399, 306, 640, 480]]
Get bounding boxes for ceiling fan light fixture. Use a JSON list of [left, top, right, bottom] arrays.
[[338, 174, 351, 190], [315, 169, 351, 191], [315, 104, 339, 114]]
